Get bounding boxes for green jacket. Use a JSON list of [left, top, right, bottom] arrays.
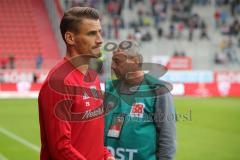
[[104, 74, 176, 160]]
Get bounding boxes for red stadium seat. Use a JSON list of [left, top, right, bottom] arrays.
[[0, 0, 60, 69]]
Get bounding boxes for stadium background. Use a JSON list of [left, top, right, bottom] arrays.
[[0, 0, 240, 159]]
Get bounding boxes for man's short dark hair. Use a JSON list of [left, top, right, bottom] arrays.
[[60, 7, 99, 42]]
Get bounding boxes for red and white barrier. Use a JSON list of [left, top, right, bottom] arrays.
[[1, 71, 240, 98]]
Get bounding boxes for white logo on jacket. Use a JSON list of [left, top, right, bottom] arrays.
[[130, 103, 145, 118]]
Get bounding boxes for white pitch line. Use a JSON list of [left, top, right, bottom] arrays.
[[0, 153, 8, 160], [0, 127, 40, 152]]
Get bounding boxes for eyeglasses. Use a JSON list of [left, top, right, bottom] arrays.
[[103, 40, 133, 52]]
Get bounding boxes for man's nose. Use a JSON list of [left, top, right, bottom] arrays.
[[96, 33, 103, 44]]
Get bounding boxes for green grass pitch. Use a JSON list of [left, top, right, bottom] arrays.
[[0, 97, 239, 160]]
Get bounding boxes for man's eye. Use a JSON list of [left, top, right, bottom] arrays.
[[88, 32, 96, 36]]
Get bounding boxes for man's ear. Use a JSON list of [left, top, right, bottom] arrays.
[[65, 31, 75, 45]]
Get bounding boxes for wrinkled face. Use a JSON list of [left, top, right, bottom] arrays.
[[111, 49, 138, 80], [70, 19, 103, 58]]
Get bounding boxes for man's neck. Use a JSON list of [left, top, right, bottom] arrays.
[[118, 71, 144, 94], [65, 50, 90, 75], [124, 71, 144, 85]]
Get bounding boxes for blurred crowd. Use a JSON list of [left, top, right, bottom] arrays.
[[1, 0, 240, 72], [214, 38, 239, 64], [0, 53, 43, 70], [62, 0, 239, 42], [0, 54, 15, 70], [61, 0, 240, 67]]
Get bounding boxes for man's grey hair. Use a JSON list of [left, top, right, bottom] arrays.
[[121, 40, 143, 67]]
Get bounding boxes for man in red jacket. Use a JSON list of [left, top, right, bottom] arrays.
[[38, 7, 114, 160]]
